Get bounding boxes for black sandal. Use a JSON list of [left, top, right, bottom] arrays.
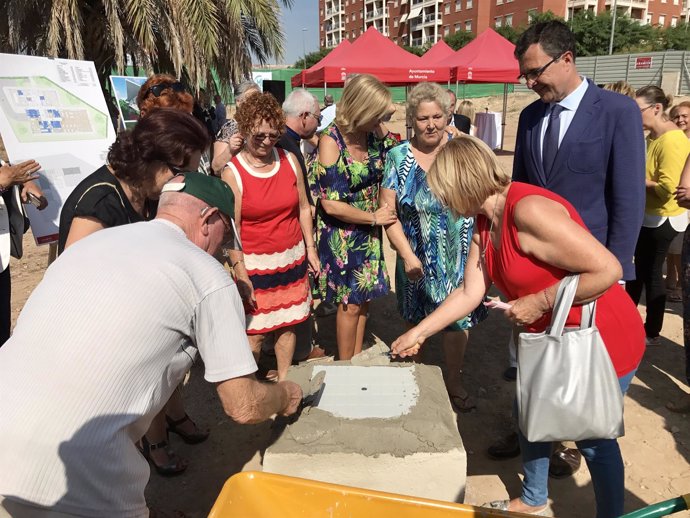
[[141, 436, 187, 477], [166, 414, 210, 444]]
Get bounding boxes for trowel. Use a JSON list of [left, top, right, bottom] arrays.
[[299, 370, 326, 410]]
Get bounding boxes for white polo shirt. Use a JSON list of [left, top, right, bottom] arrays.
[[0, 219, 257, 517]]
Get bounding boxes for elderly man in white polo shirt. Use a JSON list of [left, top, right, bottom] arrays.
[[0, 173, 302, 518]]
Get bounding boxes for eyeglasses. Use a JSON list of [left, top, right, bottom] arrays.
[[640, 105, 655, 113], [378, 112, 393, 123], [250, 132, 281, 143], [201, 206, 232, 234], [145, 82, 186, 98], [305, 112, 323, 124], [517, 54, 563, 85]]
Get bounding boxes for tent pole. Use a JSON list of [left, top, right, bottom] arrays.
[[324, 81, 327, 97], [501, 83, 508, 151], [405, 85, 412, 141], [455, 79, 458, 98]]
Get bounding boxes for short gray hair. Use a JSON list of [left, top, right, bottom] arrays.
[[234, 81, 260, 100], [406, 82, 451, 126], [282, 88, 318, 117]]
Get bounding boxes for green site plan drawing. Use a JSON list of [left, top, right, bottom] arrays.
[[0, 76, 108, 142]]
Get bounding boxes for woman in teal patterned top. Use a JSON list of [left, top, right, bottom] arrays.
[[310, 74, 399, 361], [381, 82, 487, 411]]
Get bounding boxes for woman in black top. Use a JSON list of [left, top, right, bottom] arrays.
[[59, 109, 208, 253]]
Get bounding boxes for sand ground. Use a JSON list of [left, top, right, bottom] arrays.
[[5, 91, 690, 517]]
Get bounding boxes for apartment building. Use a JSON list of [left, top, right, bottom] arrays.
[[318, 0, 689, 49]]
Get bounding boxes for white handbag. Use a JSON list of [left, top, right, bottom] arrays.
[[517, 274, 625, 442]]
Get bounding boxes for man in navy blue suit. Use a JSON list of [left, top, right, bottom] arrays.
[[489, 20, 645, 480]]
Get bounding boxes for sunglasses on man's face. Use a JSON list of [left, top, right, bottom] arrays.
[[146, 82, 186, 98]]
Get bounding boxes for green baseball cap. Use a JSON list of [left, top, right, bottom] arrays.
[[162, 173, 235, 220]]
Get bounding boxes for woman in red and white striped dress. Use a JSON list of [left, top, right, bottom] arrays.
[[222, 93, 319, 381]]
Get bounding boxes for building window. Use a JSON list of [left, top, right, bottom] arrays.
[[466, 0, 472, 7], [495, 16, 502, 27], [360, 8, 363, 18], [661, 0, 666, 3], [352, 13, 355, 21], [658, 14, 666, 25], [454, 23, 461, 32], [320, 9, 324, 15], [455, 0, 462, 9], [465, 19, 472, 31], [394, 0, 399, 6], [445, 2, 450, 14], [497, 0, 503, 4], [506, 0, 513, 3], [646, 12, 653, 24], [394, 17, 399, 27], [505, 13, 513, 26], [671, 16, 678, 26], [444, 25, 450, 35]]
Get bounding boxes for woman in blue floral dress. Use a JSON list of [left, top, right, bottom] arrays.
[[381, 82, 487, 411], [310, 74, 399, 360]]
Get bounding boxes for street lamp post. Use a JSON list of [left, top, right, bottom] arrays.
[[608, 0, 618, 55], [302, 28, 307, 70]]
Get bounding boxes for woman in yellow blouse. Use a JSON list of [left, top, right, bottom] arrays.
[[627, 86, 690, 345]]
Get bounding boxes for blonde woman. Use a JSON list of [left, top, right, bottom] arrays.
[[457, 100, 476, 136], [627, 86, 690, 345], [392, 137, 644, 518], [310, 74, 398, 360]]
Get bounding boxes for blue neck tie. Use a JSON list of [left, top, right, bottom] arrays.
[[542, 104, 565, 177]]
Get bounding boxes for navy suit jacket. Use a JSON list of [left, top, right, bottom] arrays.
[[512, 80, 645, 281]]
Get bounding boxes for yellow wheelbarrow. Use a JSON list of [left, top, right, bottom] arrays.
[[209, 471, 690, 518], [209, 471, 541, 517]]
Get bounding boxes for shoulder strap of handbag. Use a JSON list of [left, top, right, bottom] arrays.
[[548, 274, 579, 337], [549, 274, 597, 336], [75, 182, 131, 223]]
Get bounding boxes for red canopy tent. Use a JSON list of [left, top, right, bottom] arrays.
[[291, 40, 351, 88], [438, 28, 519, 83], [419, 39, 455, 67], [290, 27, 450, 88], [437, 29, 520, 149]]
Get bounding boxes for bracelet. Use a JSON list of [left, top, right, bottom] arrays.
[[232, 259, 244, 269], [542, 288, 552, 310], [306, 244, 316, 249], [371, 215, 377, 227]]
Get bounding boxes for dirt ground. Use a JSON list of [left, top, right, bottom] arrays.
[[5, 92, 690, 517]]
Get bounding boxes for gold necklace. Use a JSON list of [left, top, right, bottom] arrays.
[[242, 151, 272, 169]]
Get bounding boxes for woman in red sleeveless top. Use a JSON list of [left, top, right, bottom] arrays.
[[222, 93, 320, 382], [392, 137, 644, 518]]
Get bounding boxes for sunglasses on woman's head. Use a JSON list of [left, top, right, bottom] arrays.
[[146, 82, 186, 98]]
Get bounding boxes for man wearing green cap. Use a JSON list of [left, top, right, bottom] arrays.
[[0, 173, 302, 517]]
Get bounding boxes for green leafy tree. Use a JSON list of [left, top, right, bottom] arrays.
[[0, 0, 293, 94], [527, 10, 563, 25], [443, 30, 475, 51], [570, 10, 661, 56], [294, 48, 334, 69], [660, 23, 690, 50], [495, 26, 521, 44], [402, 44, 425, 56]]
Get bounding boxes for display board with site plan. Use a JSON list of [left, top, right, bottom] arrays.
[[0, 53, 115, 244]]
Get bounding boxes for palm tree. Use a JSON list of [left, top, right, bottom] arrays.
[[0, 0, 293, 94]]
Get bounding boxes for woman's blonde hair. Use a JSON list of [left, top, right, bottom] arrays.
[[602, 80, 636, 99], [406, 82, 450, 126], [335, 74, 392, 134], [457, 100, 476, 124], [428, 135, 510, 215]]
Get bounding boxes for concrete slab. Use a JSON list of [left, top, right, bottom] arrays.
[[263, 362, 467, 503]]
